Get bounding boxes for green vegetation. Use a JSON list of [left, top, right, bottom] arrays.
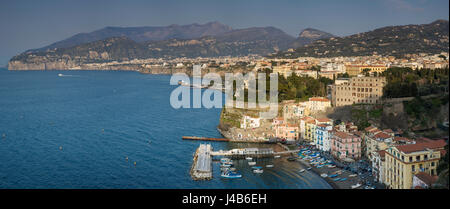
[[278, 72, 332, 102], [382, 67, 449, 98], [403, 94, 449, 120]]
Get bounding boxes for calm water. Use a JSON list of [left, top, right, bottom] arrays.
[[0, 69, 331, 189]]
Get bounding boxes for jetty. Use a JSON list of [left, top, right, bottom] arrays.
[[182, 136, 230, 142], [190, 144, 213, 180]]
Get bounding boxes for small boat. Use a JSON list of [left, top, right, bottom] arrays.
[[333, 178, 341, 181], [351, 183, 362, 189], [320, 173, 328, 178], [246, 157, 253, 160], [266, 164, 274, 168], [274, 155, 281, 158], [299, 169, 306, 173], [220, 158, 231, 163], [253, 169, 264, 174], [248, 162, 256, 166], [221, 163, 232, 168], [58, 73, 63, 77], [306, 167, 312, 170], [340, 178, 347, 181], [349, 174, 357, 177], [221, 171, 242, 179], [328, 174, 339, 178], [327, 165, 336, 168]]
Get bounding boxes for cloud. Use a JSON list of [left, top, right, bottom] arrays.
[[385, 0, 425, 12]]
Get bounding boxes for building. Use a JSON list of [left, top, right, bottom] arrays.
[[302, 97, 331, 113], [332, 76, 386, 107], [384, 140, 447, 189], [275, 123, 299, 140], [283, 103, 307, 121], [300, 116, 315, 140], [345, 64, 388, 76], [240, 115, 261, 129], [315, 124, 333, 151], [371, 150, 386, 184], [331, 131, 362, 161]]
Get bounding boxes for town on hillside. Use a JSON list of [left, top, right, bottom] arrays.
[[218, 52, 449, 189]]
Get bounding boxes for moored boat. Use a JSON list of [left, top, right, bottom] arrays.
[[245, 157, 253, 160], [320, 173, 328, 178], [221, 171, 242, 179], [253, 169, 263, 174], [248, 161, 256, 166]]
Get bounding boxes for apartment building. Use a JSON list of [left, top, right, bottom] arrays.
[[384, 140, 447, 189], [345, 64, 388, 76], [331, 131, 362, 161], [331, 76, 386, 107]]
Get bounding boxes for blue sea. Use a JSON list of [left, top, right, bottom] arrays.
[[0, 69, 331, 189]]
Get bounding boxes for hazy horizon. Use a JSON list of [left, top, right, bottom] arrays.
[[1, 0, 449, 66]]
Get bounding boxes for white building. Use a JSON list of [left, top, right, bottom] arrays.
[[315, 124, 333, 151], [240, 115, 261, 129]]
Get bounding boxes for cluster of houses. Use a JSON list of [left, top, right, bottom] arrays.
[[238, 95, 447, 189], [364, 125, 447, 189]]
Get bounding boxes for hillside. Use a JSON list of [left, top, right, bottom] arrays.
[[275, 20, 449, 58], [31, 21, 233, 52]]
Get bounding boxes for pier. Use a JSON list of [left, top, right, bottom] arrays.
[[190, 144, 213, 180], [183, 136, 230, 142]]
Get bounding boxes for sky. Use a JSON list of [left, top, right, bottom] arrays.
[[0, 0, 448, 66]]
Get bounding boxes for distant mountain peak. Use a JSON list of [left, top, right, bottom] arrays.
[[299, 28, 335, 39]]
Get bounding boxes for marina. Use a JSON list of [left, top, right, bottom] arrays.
[[189, 143, 300, 180]]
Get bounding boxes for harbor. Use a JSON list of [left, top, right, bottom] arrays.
[[189, 142, 300, 181]]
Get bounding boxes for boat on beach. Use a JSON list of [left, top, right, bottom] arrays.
[[351, 183, 362, 189], [266, 164, 274, 168], [320, 173, 328, 178], [274, 155, 281, 158], [251, 166, 262, 170], [248, 162, 256, 166], [299, 169, 306, 173], [349, 174, 357, 177]]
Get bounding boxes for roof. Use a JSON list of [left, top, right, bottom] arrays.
[[415, 172, 438, 186], [334, 131, 357, 139], [393, 137, 413, 142], [309, 97, 330, 102], [396, 140, 447, 154], [374, 132, 392, 139], [383, 129, 394, 133], [364, 125, 377, 132], [316, 118, 332, 123]]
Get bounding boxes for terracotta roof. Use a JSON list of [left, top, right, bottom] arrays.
[[317, 124, 328, 128], [364, 126, 377, 132], [396, 140, 447, 154], [309, 97, 330, 102], [383, 129, 394, 133], [393, 137, 413, 142], [415, 172, 438, 186], [374, 132, 392, 139], [415, 137, 433, 143], [287, 123, 298, 128], [334, 131, 357, 139], [300, 116, 314, 121], [316, 118, 332, 123]]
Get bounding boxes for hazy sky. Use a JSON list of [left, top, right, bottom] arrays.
[[0, 0, 448, 66]]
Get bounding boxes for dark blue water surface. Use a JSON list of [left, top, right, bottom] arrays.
[[0, 69, 331, 189]]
